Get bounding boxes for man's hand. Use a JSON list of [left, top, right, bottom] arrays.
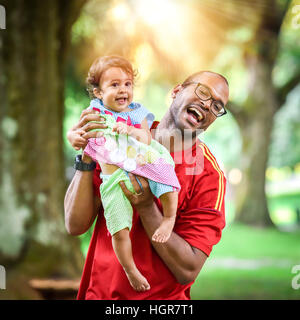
[[66, 108, 107, 150], [119, 174, 154, 211], [67, 129, 87, 151]]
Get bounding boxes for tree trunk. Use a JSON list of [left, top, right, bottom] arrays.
[[236, 122, 274, 227], [231, 0, 289, 227], [234, 48, 279, 227], [0, 0, 86, 299], [234, 96, 275, 227]]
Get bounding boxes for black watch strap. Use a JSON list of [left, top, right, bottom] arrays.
[[74, 154, 96, 171]]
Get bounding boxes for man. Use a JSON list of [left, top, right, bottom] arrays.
[[64, 71, 229, 300]]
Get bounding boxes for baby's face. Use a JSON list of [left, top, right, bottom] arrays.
[[98, 67, 133, 112]]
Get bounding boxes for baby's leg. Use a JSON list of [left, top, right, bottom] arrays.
[[112, 228, 150, 292], [152, 191, 178, 243], [101, 169, 150, 292]]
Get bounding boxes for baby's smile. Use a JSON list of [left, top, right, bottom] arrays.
[[115, 96, 128, 105]]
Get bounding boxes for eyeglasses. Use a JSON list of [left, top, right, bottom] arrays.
[[183, 82, 227, 117]]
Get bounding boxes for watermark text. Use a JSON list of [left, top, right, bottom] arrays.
[[0, 265, 5, 289], [291, 264, 300, 290], [92, 128, 206, 176]]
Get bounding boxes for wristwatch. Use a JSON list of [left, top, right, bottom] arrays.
[[74, 154, 96, 171]]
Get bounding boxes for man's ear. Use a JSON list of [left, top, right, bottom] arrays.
[[93, 87, 103, 99], [171, 84, 182, 99]]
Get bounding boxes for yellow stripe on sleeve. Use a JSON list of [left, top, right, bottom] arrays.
[[199, 143, 225, 211]]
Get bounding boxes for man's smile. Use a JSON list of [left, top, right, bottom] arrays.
[[183, 104, 205, 127]]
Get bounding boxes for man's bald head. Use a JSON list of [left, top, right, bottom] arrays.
[[181, 71, 229, 107], [182, 71, 229, 87]]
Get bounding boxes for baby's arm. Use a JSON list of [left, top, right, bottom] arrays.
[[113, 118, 152, 145]]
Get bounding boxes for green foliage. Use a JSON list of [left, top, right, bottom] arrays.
[[268, 87, 300, 168], [274, 17, 300, 87], [71, 0, 110, 45], [136, 80, 171, 121], [268, 192, 300, 225]]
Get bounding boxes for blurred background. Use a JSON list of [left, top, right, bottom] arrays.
[[0, 0, 299, 299]]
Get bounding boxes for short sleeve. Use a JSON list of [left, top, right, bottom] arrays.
[[130, 102, 155, 128], [89, 98, 103, 112], [174, 208, 225, 257], [145, 112, 155, 128], [174, 170, 226, 256]]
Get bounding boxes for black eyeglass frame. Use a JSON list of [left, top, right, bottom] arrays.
[[182, 82, 227, 117]]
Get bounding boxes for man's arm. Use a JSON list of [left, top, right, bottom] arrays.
[[120, 175, 207, 285], [64, 154, 101, 235], [64, 108, 106, 235]]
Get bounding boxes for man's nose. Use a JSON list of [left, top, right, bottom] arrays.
[[199, 100, 210, 112]]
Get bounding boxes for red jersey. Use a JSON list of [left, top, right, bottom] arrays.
[[77, 122, 226, 300]]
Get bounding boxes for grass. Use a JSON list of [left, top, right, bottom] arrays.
[[190, 223, 300, 300], [191, 268, 300, 300]]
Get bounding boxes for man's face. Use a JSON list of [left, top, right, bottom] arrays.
[[170, 72, 229, 133]]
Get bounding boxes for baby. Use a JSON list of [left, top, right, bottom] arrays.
[[76, 55, 180, 292]]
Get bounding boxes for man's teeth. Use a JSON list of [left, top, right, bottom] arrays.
[[188, 107, 203, 120]]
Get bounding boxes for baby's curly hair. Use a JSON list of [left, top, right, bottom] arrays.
[[86, 55, 138, 98]]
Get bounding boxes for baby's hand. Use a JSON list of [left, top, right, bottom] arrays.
[[113, 122, 132, 135]]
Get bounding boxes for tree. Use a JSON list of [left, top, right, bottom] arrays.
[[226, 0, 300, 226], [0, 0, 86, 298]]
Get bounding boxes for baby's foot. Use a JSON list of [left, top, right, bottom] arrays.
[[152, 217, 175, 243], [125, 268, 151, 292]]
